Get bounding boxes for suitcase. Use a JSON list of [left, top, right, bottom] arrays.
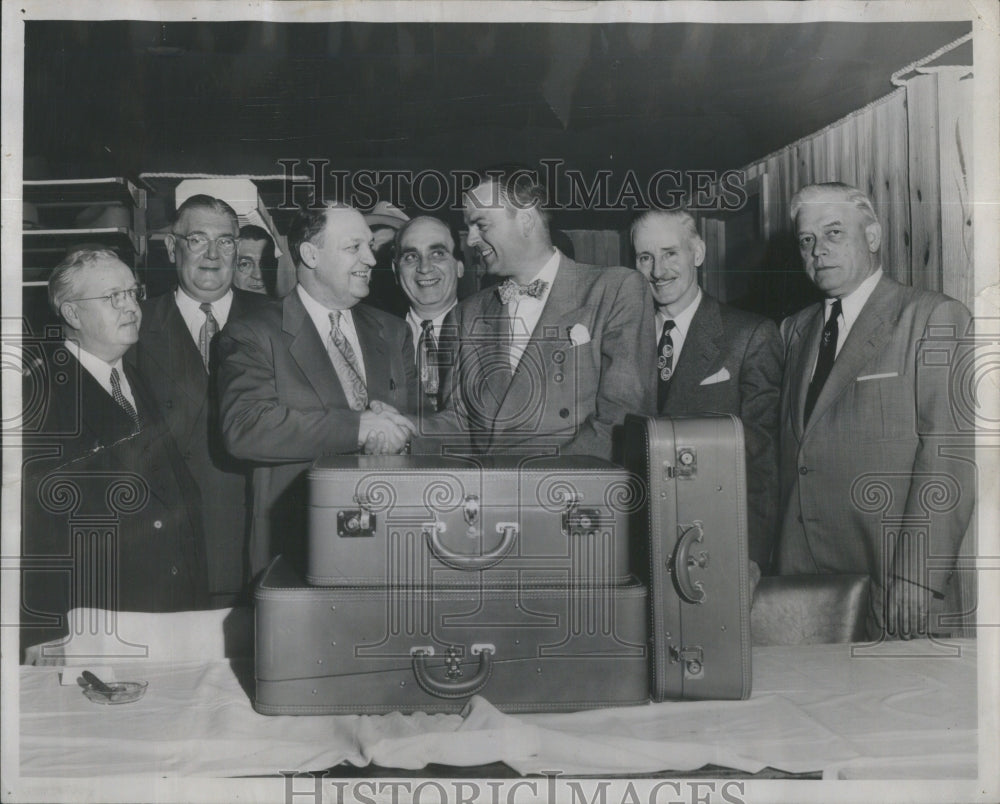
[[623, 414, 752, 701], [307, 454, 638, 587], [254, 555, 650, 714]]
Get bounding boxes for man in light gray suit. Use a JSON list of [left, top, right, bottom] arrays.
[[776, 182, 974, 640], [632, 208, 782, 570]]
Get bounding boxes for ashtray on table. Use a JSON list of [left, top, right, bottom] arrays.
[[81, 679, 148, 705]]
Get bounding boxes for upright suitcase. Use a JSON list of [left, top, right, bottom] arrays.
[[623, 414, 752, 700], [307, 454, 638, 587], [254, 556, 649, 714]]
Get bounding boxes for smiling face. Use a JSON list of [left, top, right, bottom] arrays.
[[166, 206, 238, 302], [795, 192, 881, 298], [463, 181, 531, 281], [60, 257, 142, 362], [299, 207, 376, 310], [632, 215, 704, 317], [395, 217, 464, 319]]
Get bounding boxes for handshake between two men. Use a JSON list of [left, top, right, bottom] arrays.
[[361, 400, 416, 455]]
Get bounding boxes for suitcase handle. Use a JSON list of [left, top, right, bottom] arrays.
[[425, 522, 519, 570], [411, 645, 495, 698], [674, 522, 708, 604]]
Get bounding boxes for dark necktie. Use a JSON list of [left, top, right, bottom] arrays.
[[656, 319, 676, 410], [418, 319, 441, 411], [198, 302, 218, 371], [804, 298, 842, 424], [497, 278, 549, 304], [110, 367, 142, 431]]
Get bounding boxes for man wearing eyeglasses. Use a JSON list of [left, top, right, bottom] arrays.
[[129, 194, 268, 606], [393, 216, 464, 412], [21, 249, 210, 659]]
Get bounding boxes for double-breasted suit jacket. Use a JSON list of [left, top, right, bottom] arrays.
[[418, 254, 656, 460], [217, 291, 417, 577], [21, 351, 209, 657], [659, 294, 782, 569], [776, 273, 974, 632], [129, 288, 268, 604]]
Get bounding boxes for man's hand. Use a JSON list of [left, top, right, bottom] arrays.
[[886, 576, 931, 640], [359, 407, 416, 455]]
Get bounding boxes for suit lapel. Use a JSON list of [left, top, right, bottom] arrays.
[[77, 357, 136, 445], [804, 276, 897, 435], [283, 291, 347, 406], [353, 305, 389, 401], [665, 295, 721, 408], [143, 294, 209, 412], [789, 305, 824, 440], [467, 289, 514, 420]]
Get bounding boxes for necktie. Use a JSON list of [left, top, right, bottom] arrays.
[[497, 278, 549, 304], [804, 298, 842, 424], [656, 319, 676, 410], [328, 311, 369, 411], [110, 367, 142, 431], [418, 319, 440, 410], [198, 302, 218, 371]]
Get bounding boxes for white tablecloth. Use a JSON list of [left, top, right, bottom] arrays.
[[17, 610, 978, 780]]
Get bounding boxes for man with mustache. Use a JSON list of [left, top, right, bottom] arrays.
[[393, 216, 464, 413], [631, 208, 782, 571], [218, 203, 417, 577], [130, 195, 267, 606], [21, 248, 209, 658], [416, 167, 655, 460], [776, 182, 974, 640]]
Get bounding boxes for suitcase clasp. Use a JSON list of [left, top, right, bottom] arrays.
[[337, 508, 376, 537], [463, 494, 480, 527], [666, 447, 698, 479], [669, 645, 705, 677]]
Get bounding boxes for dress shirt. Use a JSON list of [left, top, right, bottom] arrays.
[[654, 287, 702, 367], [297, 285, 367, 383], [175, 288, 234, 345], [406, 304, 456, 363], [808, 268, 883, 378], [64, 339, 137, 409], [508, 248, 561, 370]]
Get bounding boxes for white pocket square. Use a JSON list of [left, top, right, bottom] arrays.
[[857, 372, 899, 382], [700, 367, 731, 385], [568, 323, 591, 346]]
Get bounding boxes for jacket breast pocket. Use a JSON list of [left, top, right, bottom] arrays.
[[854, 374, 915, 442]]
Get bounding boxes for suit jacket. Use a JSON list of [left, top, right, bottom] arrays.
[[660, 294, 782, 569], [20, 351, 209, 657], [775, 274, 974, 634], [417, 255, 656, 460], [217, 291, 417, 577], [128, 288, 268, 604]]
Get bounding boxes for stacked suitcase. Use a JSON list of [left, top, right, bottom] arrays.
[[254, 416, 752, 714]]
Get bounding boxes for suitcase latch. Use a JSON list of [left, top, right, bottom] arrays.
[[562, 502, 603, 535], [669, 645, 704, 677], [463, 494, 480, 527], [337, 508, 376, 537], [666, 447, 697, 479]]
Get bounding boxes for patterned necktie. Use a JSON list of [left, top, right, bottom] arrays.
[[497, 278, 549, 305], [656, 319, 676, 410], [198, 302, 218, 371], [110, 367, 142, 431], [328, 311, 369, 411], [418, 319, 440, 410], [804, 298, 842, 424]]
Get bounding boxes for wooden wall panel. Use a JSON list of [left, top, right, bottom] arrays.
[[906, 73, 944, 293], [936, 70, 974, 304]]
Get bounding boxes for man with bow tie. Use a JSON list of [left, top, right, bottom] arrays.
[[218, 202, 417, 577], [21, 249, 210, 659], [392, 216, 464, 413], [631, 208, 782, 571], [415, 167, 655, 460], [776, 182, 974, 639]]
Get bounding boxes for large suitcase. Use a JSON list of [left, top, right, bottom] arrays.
[[623, 414, 752, 701], [254, 556, 649, 714], [307, 454, 639, 587]]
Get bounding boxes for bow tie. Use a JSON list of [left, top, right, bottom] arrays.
[[497, 278, 549, 305]]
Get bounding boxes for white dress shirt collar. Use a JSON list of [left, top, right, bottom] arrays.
[[296, 285, 367, 382], [175, 287, 234, 345], [655, 287, 702, 366], [406, 303, 456, 350], [826, 268, 882, 357], [507, 249, 561, 369], [63, 339, 136, 408]]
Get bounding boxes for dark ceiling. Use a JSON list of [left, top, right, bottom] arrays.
[[24, 19, 971, 226]]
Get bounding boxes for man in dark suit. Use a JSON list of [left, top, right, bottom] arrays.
[[631, 209, 782, 570], [416, 168, 656, 459], [776, 182, 974, 639], [21, 248, 209, 659], [129, 194, 267, 606], [218, 203, 417, 577], [393, 216, 464, 413]]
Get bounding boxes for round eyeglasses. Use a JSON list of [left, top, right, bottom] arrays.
[[175, 233, 239, 256], [66, 284, 146, 309]]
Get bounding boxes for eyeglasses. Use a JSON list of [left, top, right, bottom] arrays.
[[236, 257, 260, 275], [173, 233, 239, 256], [66, 284, 146, 309]]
